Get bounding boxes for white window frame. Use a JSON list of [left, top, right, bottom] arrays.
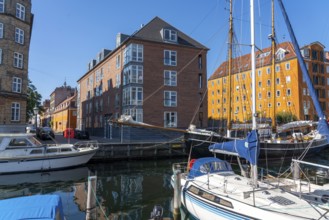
[[275, 65, 280, 72], [124, 43, 143, 64], [164, 91, 177, 107], [15, 27, 24, 44], [123, 65, 143, 85], [0, 23, 3, 38], [122, 86, 143, 106], [12, 77, 22, 93], [164, 111, 177, 128], [16, 3, 25, 21], [287, 89, 291, 96], [286, 75, 291, 83], [276, 90, 281, 97], [0, 48, 2, 64], [0, 0, 4, 13], [14, 52, 23, 68], [285, 62, 290, 70], [116, 54, 121, 69], [11, 102, 20, 121], [164, 70, 177, 86], [163, 29, 177, 42], [164, 50, 177, 66]]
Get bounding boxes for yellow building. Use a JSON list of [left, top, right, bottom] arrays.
[[52, 94, 77, 132], [208, 41, 329, 123]]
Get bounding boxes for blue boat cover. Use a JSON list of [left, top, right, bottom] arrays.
[[188, 157, 233, 179], [0, 194, 64, 220], [208, 130, 260, 165]]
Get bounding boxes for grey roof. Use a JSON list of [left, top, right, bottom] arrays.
[[131, 16, 209, 50]]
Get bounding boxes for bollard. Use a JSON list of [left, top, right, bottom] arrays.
[[86, 176, 97, 220], [292, 160, 300, 180], [173, 170, 181, 220]]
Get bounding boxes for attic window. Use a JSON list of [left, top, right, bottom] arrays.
[[276, 48, 287, 61], [162, 29, 177, 43]]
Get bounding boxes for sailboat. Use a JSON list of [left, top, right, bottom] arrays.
[[185, 0, 329, 160], [171, 0, 329, 219]]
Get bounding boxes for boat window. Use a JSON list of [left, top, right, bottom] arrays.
[[46, 148, 58, 153], [9, 138, 31, 147], [188, 185, 233, 208], [30, 149, 43, 154], [60, 148, 72, 152]]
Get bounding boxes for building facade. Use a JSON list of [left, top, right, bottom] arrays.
[[0, 0, 33, 132], [52, 93, 77, 132], [208, 41, 329, 124], [77, 17, 208, 136]]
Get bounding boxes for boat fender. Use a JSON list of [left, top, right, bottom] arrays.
[[321, 195, 329, 203]]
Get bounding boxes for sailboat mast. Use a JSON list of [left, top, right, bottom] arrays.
[[270, 0, 276, 132], [227, 0, 233, 138], [250, 0, 258, 186]]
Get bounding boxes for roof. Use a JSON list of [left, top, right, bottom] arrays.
[[0, 195, 64, 220], [209, 41, 296, 80], [77, 16, 208, 82]]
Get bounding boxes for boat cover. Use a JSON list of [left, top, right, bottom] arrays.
[[188, 157, 233, 179], [0, 194, 64, 220], [209, 130, 259, 165]]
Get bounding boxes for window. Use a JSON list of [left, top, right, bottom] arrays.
[[164, 50, 177, 66], [312, 50, 318, 60], [258, 93, 262, 99], [123, 65, 143, 85], [267, 67, 270, 74], [267, 92, 271, 98], [303, 88, 306, 95], [277, 102, 281, 107], [164, 91, 177, 107], [0, 48, 2, 64], [276, 90, 281, 97], [258, 70, 262, 77], [287, 89, 291, 96], [15, 27, 24, 44], [286, 76, 291, 83], [198, 74, 202, 89], [11, 102, 20, 121], [164, 70, 177, 86], [285, 62, 290, 70], [275, 65, 280, 72], [276, 78, 280, 85], [0, 0, 4, 13], [287, 101, 291, 106], [258, 81, 262, 87], [267, 79, 271, 86], [163, 29, 177, 42], [122, 87, 143, 106], [0, 23, 3, 38], [16, 3, 25, 21], [12, 77, 22, 93], [164, 112, 177, 128], [124, 43, 143, 64], [123, 108, 143, 122], [198, 55, 202, 69], [14, 52, 23, 68], [116, 54, 121, 69], [115, 73, 120, 88], [242, 73, 246, 79]]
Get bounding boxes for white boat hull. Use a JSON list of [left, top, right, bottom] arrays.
[[0, 149, 97, 174]]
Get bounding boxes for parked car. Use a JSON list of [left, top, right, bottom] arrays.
[[26, 125, 36, 133], [37, 127, 55, 140], [74, 129, 89, 139]]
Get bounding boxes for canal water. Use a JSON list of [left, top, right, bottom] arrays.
[[0, 149, 328, 220]]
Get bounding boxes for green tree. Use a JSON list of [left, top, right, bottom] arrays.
[[275, 111, 297, 125], [26, 79, 43, 122]]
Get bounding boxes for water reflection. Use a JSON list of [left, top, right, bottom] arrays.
[[0, 159, 183, 220]]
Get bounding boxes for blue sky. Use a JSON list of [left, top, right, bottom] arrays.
[[29, 0, 329, 101]]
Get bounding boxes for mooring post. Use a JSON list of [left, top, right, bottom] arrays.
[[86, 175, 97, 220], [173, 169, 181, 220]]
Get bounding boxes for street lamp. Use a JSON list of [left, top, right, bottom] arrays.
[[33, 106, 38, 133]]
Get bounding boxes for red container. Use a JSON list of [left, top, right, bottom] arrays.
[[64, 128, 74, 138]]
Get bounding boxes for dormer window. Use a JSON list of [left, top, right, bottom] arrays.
[[162, 29, 177, 43], [276, 48, 287, 61]]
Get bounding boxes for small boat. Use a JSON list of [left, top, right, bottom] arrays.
[[0, 194, 65, 220], [0, 133, 98, 174]]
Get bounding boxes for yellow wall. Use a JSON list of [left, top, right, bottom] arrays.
[[52, 108, 77, 132]]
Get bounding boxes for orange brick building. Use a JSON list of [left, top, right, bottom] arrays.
[[77, 17, 208, 136], [208, 41, 329, 123]]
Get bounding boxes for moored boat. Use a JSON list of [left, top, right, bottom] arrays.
[[0, 133, 98, 174]]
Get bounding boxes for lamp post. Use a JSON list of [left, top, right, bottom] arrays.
[[33, 106, 38, 134]]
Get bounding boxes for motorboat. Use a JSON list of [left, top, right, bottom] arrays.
[[0, 133, 98, 174]]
